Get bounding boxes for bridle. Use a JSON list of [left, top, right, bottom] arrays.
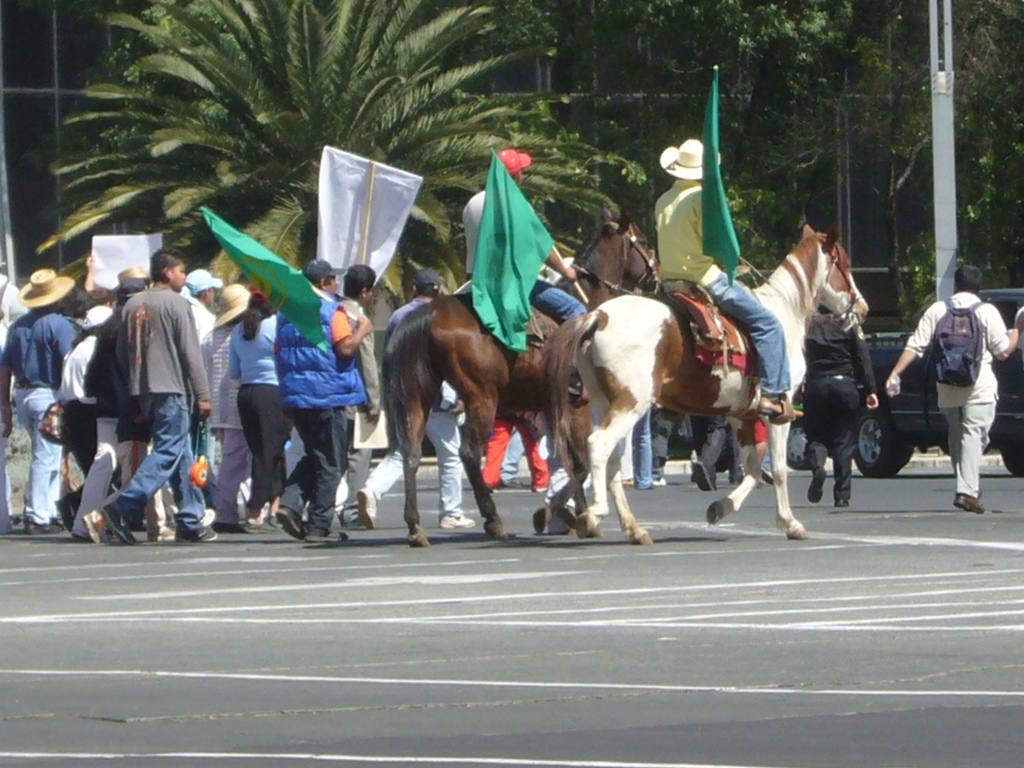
[[822, 238, 860, 323], [575, 223, 660, 297]]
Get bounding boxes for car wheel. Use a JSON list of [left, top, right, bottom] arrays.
[[1000, 444, 1024, 477], [787, 425, 811, 471], [854, 410, 914, 478]]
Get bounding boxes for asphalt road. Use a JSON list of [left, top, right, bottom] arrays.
[[2, 465, 1024, 767]]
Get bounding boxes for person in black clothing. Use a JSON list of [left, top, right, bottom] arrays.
[[802, 306, 879, 507]]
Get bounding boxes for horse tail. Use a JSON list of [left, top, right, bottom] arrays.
[[545, 311, 600, 469], [382, 304, 441, 453]]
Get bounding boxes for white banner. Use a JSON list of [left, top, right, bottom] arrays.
[[317, 147, 423, 280], [91, 234, 163, 290]]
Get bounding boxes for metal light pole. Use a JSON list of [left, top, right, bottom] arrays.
[[930, 0, 957, 299], [0, 0, 17, 286]]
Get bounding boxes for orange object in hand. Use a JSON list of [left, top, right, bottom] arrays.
[[191, 455, 210, 488]]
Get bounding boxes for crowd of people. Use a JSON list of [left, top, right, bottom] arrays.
[[1, 145, 1022, 542]]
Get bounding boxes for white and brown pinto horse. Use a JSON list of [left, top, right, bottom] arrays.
[[546, 224, 867, 544]]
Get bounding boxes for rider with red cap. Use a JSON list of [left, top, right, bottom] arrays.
[[462, 148, 586, 323]]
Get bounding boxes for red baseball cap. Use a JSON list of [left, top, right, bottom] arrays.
[[498, 148, 533, 176]]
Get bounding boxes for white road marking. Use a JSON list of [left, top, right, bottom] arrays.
[[2, 668, 1023, 700], [0, 753, 795, 768]]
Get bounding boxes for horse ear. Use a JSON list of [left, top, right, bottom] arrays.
[[824, 224, 840, 252], [802, 223, 816, 241], [619, 211, 632, 231]]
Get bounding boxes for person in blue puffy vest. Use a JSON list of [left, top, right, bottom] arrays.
[[274, 260, 374, 543]]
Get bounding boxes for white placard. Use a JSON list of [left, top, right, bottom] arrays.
[[353, 411, 388, 450], [317, 147, 423, 280], [91, 234, 163, 290]]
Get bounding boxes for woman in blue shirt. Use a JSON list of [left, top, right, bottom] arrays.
[[230, 290, 292, 530]]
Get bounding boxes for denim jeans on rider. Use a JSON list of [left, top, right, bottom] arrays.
[[107, 393, 205, 533], [705, 273, 791, 396], [530, 280, 586, 323]]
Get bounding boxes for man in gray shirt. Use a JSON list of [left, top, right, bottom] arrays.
[[102, 249, 214, 544]]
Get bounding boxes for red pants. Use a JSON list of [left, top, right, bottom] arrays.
[[483, 418, 549, 490]]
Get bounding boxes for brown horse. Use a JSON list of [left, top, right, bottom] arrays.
[[382, 211, 658, 547], [546, 224, 866, 544]]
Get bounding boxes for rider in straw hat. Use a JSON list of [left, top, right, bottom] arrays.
[[0, 269, 79, 534], [656, 138, 794, 424]]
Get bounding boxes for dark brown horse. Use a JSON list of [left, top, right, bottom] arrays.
[[382, 211, 658, 547]]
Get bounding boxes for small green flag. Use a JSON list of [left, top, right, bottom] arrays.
[[471, 151, 555, 353], [201, 207, 328, 353], [702, 66, 741, 283]]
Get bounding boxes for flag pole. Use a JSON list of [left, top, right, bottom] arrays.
[[358, 161, 377, 265]]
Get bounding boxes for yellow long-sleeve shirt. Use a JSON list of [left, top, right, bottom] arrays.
[[655, 180, 722, 287]]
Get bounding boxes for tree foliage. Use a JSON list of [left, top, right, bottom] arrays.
[[43, 0, 619, 288]]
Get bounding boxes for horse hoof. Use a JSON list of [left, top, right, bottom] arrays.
[[484, 520, 509, 540], [633, 529, 654, 546], [706, 498, 734, 525], [408, 529, 431, 548], [575, 514, 603, 539], [787, 526, 809, 541], [548, 509, 575, 535], [533, 507, 552, 535]]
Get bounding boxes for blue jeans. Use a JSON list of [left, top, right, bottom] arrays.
[[531, 280, 586, 323], [501, 429, 525, 483], [281, 406, 347, 536], [15, 387, 62, 525], [632, 409, 653, 490], [108, 393, 205, 532], [705, 273, 791, 395]]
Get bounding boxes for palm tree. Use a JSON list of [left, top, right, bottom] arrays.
[[42, 0, 618, 286]]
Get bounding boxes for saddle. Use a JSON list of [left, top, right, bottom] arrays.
[[661, 282, 756, 377]]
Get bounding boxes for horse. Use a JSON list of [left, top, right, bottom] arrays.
[[545, 224, 866, 544], [382, 211, 659, 547]]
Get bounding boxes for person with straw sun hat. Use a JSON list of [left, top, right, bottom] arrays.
[[655, 138, 793, 424], [0, 269, 79, 534], [202, 283, 253, 533]]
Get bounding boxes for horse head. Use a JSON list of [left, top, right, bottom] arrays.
[[815, 224, 868, 324], [574, 208, 659, 308]]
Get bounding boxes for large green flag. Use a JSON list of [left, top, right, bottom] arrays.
[[702, 66, 742, 283], [471, 151, 555, 353], [202, 207, 328, 353]]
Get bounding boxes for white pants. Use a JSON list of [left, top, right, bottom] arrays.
[[366, 409, 463, 518], [941, 401, 996, 498], [72, 417, 118, 538]]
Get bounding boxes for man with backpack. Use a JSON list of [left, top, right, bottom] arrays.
[[885, 265, 1016, 513]]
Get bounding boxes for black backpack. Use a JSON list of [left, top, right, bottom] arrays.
[[932, 300, 985, 386]]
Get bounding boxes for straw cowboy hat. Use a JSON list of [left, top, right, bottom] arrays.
[[19, 269, 76, 309], [659, 139, 704, 180], [117, 265, 148, 282], [214, 283, 251, 328]]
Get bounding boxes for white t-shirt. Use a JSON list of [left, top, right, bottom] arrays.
[[59, 336, 98, 405], [905, 292, 1011, 408], [462, 190, 486, 276]]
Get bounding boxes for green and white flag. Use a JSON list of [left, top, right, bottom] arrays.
[[471, 152, 554, 353], [702, 66, 742, 283], [202, 207, 328, 353]]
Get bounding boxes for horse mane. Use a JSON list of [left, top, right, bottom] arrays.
[[756, 233, 823, 320]]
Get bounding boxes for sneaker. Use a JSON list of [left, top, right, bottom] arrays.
[[83, 512, 104, 544], [834, 499, 850, 508], [148, 526, 176, 543], [212, 522, 248, 534], [100, 505, 136, 545], [174, 526, 218, 543], [807, 468, 826, 504], [275, 507, 306, 540], [356, 488, 377, 530], [531, 485, 548, 493], [439, 515, 476, 530], [202, 508, 216, 529], [691, 460, 716, 492], [652, 478, 667, 487], [304, 531, 345, 544]]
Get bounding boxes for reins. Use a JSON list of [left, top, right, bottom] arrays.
[[575, 225, 659, 297]]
